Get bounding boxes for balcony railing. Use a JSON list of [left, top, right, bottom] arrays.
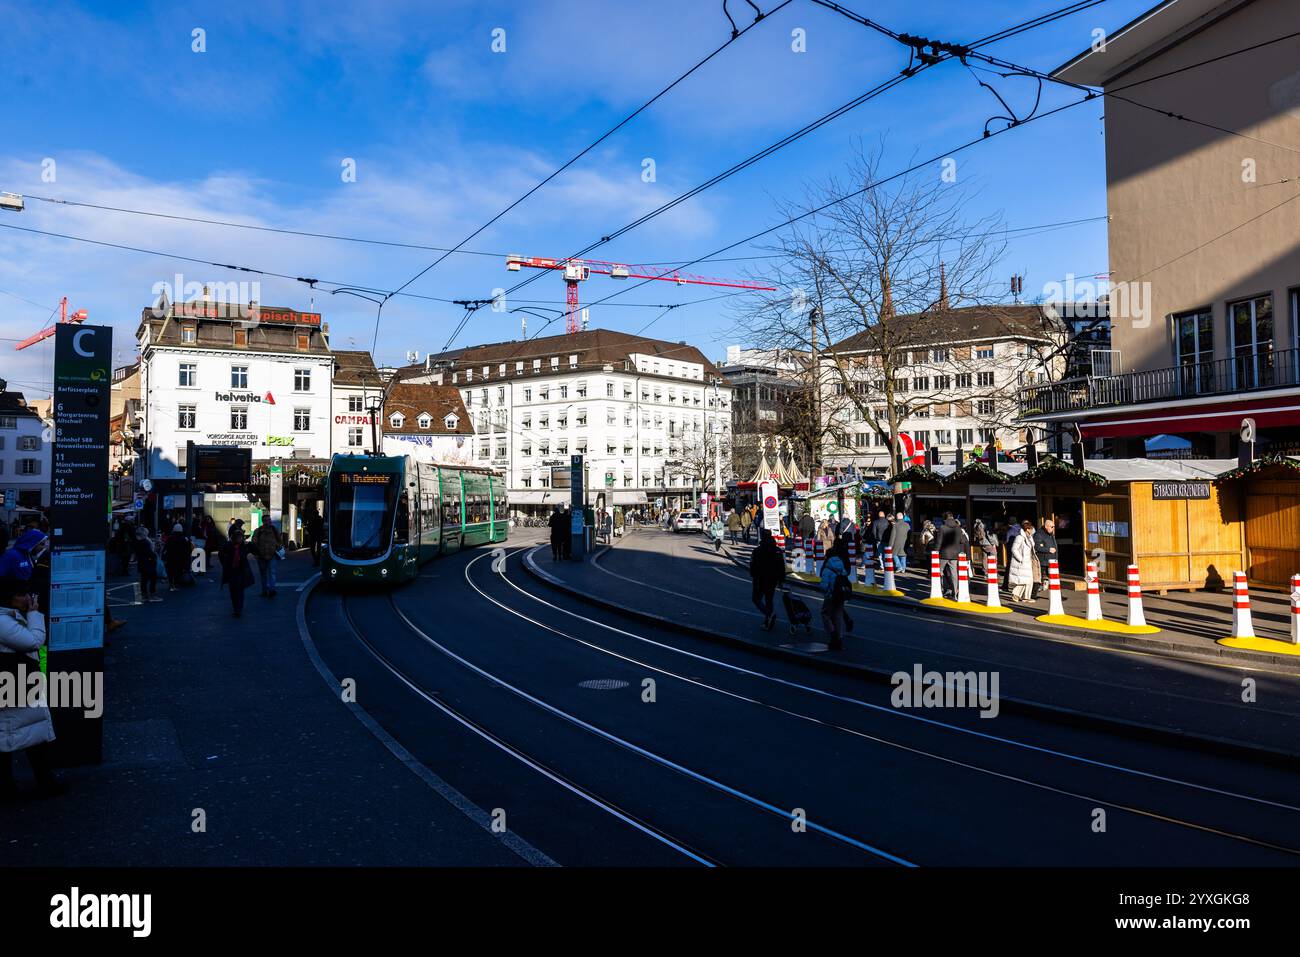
[[1018, 348, 1300, 417]]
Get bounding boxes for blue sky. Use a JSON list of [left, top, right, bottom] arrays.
[[0, 0, 1154, 395]]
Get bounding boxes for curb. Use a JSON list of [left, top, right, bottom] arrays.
[[523, 544, 1300, 768], [720, 548, 1300, 675]]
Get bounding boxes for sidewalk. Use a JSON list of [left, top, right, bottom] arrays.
[[2, 550, 524, 866], [525, 528, 1300, 761], [722, 537, 1299, 665]]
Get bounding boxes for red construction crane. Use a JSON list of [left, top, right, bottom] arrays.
[[506, 254, 776, 334], [14, 296, 87, 351]]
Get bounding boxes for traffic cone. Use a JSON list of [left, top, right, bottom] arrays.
[[956, 553, 971, 604], [1046, 559, 1065, 616], [1230, 570, 1255, 638], [1126, 564, 1146, 627], [1085, 561, 1102, 621], [929, 551, 941, 600], [846, 538, 857, 584], [883, 546, 897, 592], [986, 554, 1001, 608], [1291, 574, 1300, 645]]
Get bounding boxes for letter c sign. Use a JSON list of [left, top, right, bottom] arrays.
[[73, 328, 96, 357]]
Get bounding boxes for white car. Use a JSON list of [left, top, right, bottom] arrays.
[[674, 510, 704, 533]]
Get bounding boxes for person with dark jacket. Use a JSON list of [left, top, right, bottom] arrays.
[[869, 510, 891, 567], [251, 521, 283, 598], [219, 528, 256, 617], [0, 528, 46, 584], [936, 512, 970, 599], [797, 511, 816, 541], [748, 528, 786, 630], [163, 523, 192, 591], [548, 506, 568, 561], [888, 512, 910, 574], [304, 503, 325, 566], [1032, 519, 1059, 598], [133, 527, 162, 602]]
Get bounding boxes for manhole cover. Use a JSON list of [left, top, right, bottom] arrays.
[[578, 678, 630, 690], [780, 642, 829, 654]]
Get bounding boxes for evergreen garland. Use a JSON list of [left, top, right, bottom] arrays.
[[1015, 455, 1107, 487], [1214, 455, 1300, 485]]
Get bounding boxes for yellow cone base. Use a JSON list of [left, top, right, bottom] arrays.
[[1217, 636, 1300, 656], [1036, 613, 1160, 635], [921, 596, 1012, 615], [856, 583, 905, 598]]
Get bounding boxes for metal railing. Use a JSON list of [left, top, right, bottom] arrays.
[[1017, 348, 1300, 417]]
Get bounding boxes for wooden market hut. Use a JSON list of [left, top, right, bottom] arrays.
[[1213, 456, 1300, 590], [1009, 457, 1243, 590]]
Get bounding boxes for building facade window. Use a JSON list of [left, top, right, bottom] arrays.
[[179, 362, 197, 388], [178, 405, 197, 429], [418, 414, 432, 429], [294, 408, 311, 431], [231, 365, 248, 388], [348, 427, 364, 447], [1229, 294, 1273, 389], [348, 394, 364, 412], [1174, 307, 1214, 392], [231, 407, 249, 430], [294, 368, 312, 392], [977, 371, 995, 387]]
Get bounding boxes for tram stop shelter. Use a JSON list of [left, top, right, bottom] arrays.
[[894, 457, 1242, 590], [1214, 456, 1300, 591]]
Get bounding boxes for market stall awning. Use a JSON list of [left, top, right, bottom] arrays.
[[611, 490, 648, 505]]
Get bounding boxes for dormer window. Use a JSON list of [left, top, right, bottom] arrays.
[[417, 413, 432, 430], [443, 413, 459, 430], [389, 412, 405, 429], [181, 325, 196, 344]]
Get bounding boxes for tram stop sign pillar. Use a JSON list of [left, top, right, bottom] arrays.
[[570, 454, 586, 559]]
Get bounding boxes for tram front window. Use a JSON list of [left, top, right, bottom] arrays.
[[330, 472, 398, 558]]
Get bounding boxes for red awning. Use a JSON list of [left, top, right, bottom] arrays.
[[1078, 394, 1300, 439]]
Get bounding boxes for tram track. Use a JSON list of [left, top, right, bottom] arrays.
[[477, 546, 1300, 861]]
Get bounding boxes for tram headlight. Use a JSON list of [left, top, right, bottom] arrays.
[[329, 567, 337, 577], [380, 567, 388, 577]]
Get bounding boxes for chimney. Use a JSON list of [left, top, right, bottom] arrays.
[[938, 262, 949, 311]]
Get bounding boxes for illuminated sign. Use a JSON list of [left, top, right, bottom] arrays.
[[337, 473, 391, 484], [252, 307, 321, 327]]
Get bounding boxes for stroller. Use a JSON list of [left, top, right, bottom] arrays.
[[781, 586, 814, 636]]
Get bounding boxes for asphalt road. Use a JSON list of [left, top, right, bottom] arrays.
[[303, 534, 1300, 866]]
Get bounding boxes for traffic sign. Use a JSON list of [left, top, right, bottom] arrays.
[[3, 488, 14, 509], [133, 497, 144, 511]]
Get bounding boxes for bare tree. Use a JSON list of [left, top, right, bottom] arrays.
[[733, 140, 1043, 476]]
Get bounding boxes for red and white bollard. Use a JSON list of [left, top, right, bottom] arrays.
[[1085, 562, 1102, 621], [986, 554, 1001, 608], [846, 539, 858, 584], [793, 535, 804, 573], [883, 546, 897, 592], [1230, 570, 1255, 638], [956, 553, 971, 604], [814, 539, 825, 577], [861, 543, 877, 588], [929, 552, 942, 600], [1290, 574, 1300, 645], [1046, 559, 1065, 616], [1126, 564, 1146, 627]]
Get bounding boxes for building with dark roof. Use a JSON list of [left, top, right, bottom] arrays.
[[0, 386, 51, 508], [399, 328, 733, 513], [379, 383, 475, 463]]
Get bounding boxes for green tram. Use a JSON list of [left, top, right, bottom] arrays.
[[322, 454, 508, 586]]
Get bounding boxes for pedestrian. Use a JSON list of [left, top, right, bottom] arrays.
[[819, 538, 854, 651], [709, 514, 725, 552], [797, 510, 816, 542], [251, 520, 284, 598], [726, 508, 742, 545], [0, 527, 47, 584], [740, 507, 753, 544], [219, 527, 255, 618], [972, 518, 997, 577], [748, 528, 786, 630], [549, 505, 567, 561], [163, 523, 192, 591], [889, 511, 910, 574], [304, 503, 325, 566], [133, 527, 162, 602], [869, 509, 891, 568], [1032, 518, 1059, 599], [0, 578, 64, 801], [201, 516, 226, 577], [936, 511, 969, 600], [1008, 519, 1036, 602]]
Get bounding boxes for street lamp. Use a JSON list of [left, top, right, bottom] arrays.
[[0, 191, 24, 212]]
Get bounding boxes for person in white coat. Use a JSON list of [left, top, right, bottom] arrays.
[[1007, 519, 1037, 602], [0, 578, 62, 800]]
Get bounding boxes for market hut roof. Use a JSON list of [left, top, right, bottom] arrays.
[[1214, 455, 1300, 484]]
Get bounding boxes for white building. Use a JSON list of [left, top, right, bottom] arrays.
[[379, 382, 475, 463], [0, 386, 51, 508], [136, 297, 336, 518], [402, 329, 733, 515], [820, 304, 1066, 476], [330, 350, 383, 455]]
